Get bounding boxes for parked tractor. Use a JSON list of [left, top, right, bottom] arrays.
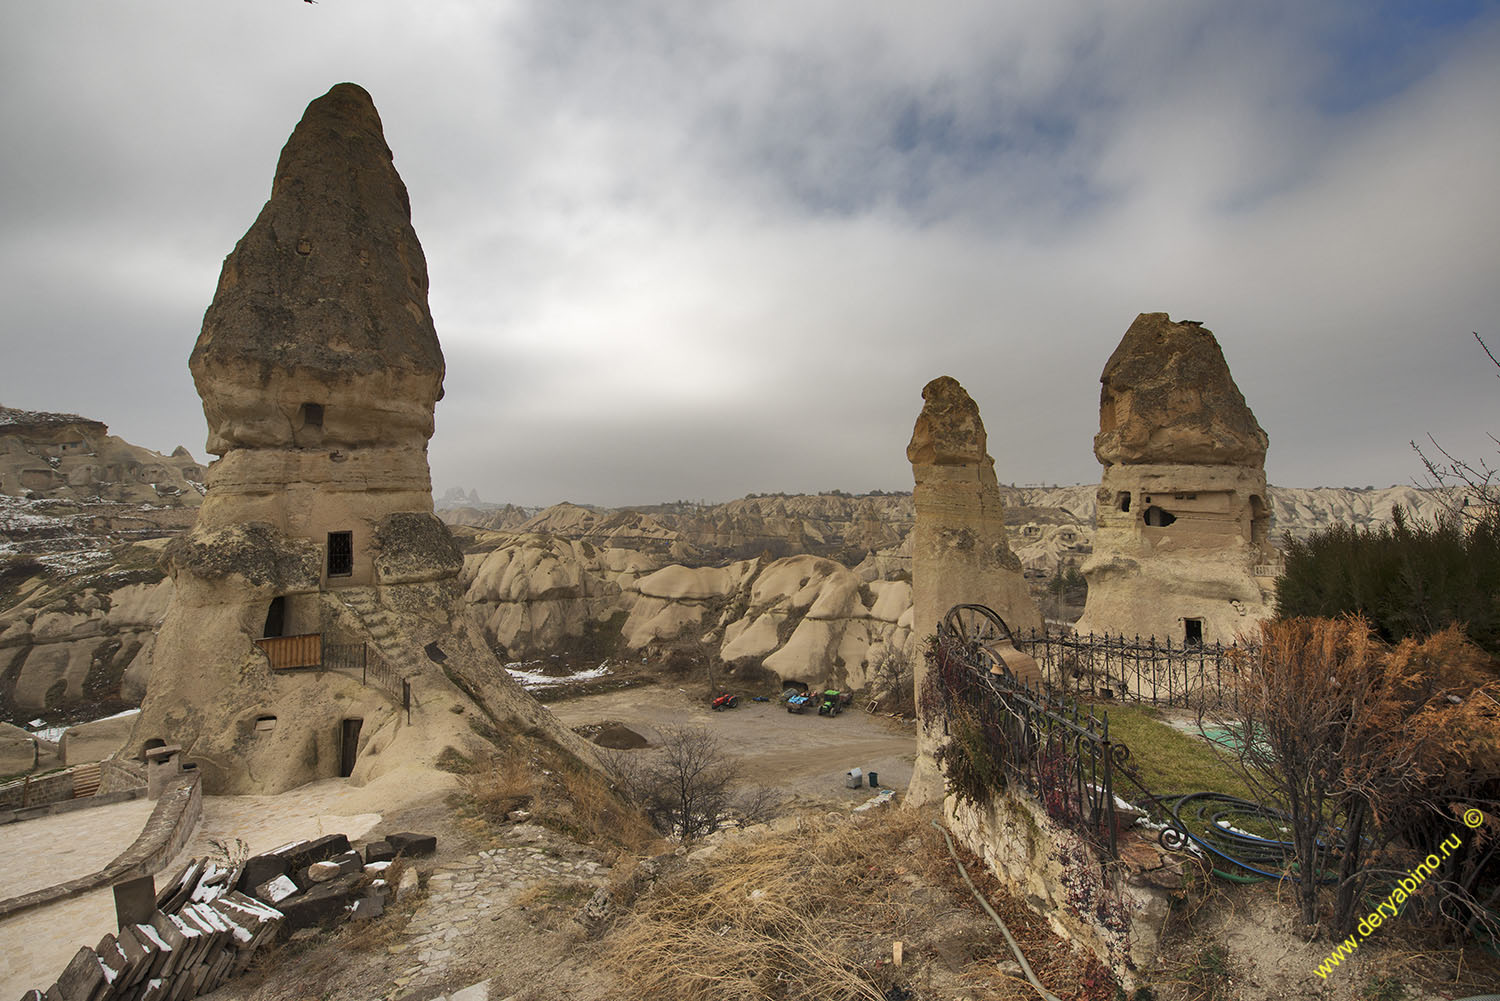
[[818, 689, 852, 717]]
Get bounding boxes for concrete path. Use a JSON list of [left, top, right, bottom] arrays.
[[0, 797, 156, 899]]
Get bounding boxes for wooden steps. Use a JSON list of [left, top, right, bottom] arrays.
[[72, 762, 102, 798]]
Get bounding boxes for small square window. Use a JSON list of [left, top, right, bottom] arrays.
[[301, 403, 324, 428], [327, 531, 353, 577]]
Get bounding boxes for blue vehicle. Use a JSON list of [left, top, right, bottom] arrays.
[[786, 691, 815, 714]]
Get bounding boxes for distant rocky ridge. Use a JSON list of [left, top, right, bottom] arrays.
[[1, 405, 205, 557], [0, 403, 1456, 726], [439, 483, 1454, 564]]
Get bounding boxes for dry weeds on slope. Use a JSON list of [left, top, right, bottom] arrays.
[[604, 806, 1119, 1001]]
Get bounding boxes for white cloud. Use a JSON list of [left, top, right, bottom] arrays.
[[1, 1, 1496, 504]]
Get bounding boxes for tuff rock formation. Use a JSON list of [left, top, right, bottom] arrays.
[[905, 376, 1040, 806], [1076, 313, 1277, 646], [129, 83, 595, 794]]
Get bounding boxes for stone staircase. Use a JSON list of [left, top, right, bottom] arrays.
[[331, 588, 424, 704]]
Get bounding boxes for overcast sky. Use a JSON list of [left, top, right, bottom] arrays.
[[2, 2, 1497, 507]]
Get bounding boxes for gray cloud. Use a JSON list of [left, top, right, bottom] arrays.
[[2, 2, 1497, 507]]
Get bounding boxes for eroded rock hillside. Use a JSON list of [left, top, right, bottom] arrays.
[[1, 405, 206, 558], [0, 399, 1457, 723], [457, 529, 914, 695]]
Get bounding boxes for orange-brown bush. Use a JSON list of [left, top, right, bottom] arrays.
[[1226, 617, 1500, 933]]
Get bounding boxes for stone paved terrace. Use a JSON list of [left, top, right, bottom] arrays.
[[0, 774, 403, 998], [0, 797, 156, 899]]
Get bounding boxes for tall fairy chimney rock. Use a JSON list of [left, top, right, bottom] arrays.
[[1077, 313, 1276, 646], [131, 84, 596, 794], [190, 82, 444, 581], [906, 376, 1040, 806]]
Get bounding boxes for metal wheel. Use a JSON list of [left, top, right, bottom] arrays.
[[941, 604, 1016, 649]]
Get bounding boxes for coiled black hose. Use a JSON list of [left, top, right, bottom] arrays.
[[1152, 791, 1344, 884]]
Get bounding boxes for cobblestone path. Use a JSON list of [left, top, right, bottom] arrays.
[[389, 827, 610, 997]]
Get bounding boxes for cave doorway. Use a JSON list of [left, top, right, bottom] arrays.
[[327, 531, 354, 578], [339, 718, 363, 778], [1143, 505, 1177, 527], [263, 596, 286, 638], [1184, 618, 1203, 648]]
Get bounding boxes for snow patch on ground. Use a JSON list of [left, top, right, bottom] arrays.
[[504, 661, 613, 690]]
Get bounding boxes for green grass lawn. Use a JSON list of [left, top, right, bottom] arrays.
[[1094, 702, 1253, 801]]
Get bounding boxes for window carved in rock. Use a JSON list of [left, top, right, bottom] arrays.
[[327, 531, 353, 577]]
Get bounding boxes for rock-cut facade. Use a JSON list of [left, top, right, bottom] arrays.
[[1076, 313, 1278, 647], [129, 83, 594, 794]]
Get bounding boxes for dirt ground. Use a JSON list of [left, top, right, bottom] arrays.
[[546, 684, 918, 807], [10, 684, 1492, 1001]]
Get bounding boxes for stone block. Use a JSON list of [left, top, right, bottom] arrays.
[[236, 854, 289, 895], [113, 924, 155, 990], [114, 874, 156, 930], [145, 912, 189, 979], [349, 893, 385, 921], [276, 873, 361, 932], [363, 839, 395, 864], [162, 914, 207, 979], [385, 832, 436, 857], [254, 874, 299, 904], [448, 981, 493, 1001], [279, 834, 351, 872], [56, 947, 105, 1001], [155, 859, 203, 914], [95, 933, 128, 988], [300, 849, 362, 885], [132, 922, 176, 983]]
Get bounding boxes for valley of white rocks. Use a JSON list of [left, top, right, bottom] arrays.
[[0, 397, 1452, 725]]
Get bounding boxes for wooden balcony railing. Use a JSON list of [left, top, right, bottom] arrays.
[[253, 633, 321, 670]]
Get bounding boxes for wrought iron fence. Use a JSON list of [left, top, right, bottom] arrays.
[[927, 628, 1127, 856], [259, 635, 407, 708], [1015, 626, 1247, 713]]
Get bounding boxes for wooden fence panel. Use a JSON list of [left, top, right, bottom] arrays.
[[254, 633, 322, 670]]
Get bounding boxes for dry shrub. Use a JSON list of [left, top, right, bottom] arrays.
[[549, 763, 660, 855], [460, 750, 536, 822], [605, 808, 943, 1001], [1227, 618, 1500, 934]]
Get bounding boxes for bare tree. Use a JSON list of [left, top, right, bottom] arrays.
[[1412, 332, 1499, 525], [606, 725, 739, 841]]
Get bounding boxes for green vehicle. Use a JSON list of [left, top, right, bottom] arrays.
[[817, 689, 851, 717]]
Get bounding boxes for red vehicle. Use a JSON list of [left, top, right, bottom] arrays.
[[711, 692, 740, 710]]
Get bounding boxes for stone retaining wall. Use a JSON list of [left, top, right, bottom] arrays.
[[100, 756, 148, 794], [0, 786, 145, 826], [0, 768, 74, 809], [0, 772, 202, 920], [943, 788, 1183, 991]]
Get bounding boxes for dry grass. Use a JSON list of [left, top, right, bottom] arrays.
[[550, 762, 660, 856], [459, 750, 537, 821], [604, 805, 1108, 1001], [607, 811, 934, 1001], [454, 739, 661, 857]]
